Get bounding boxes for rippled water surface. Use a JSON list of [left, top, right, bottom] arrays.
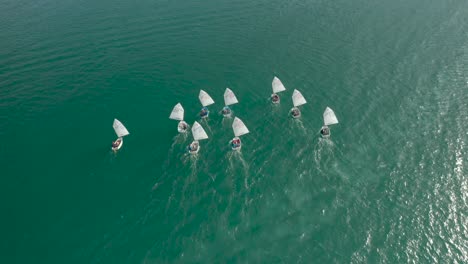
[[1, 0, 467, 263]]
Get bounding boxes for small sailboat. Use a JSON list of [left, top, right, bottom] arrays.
[[198, 90, 215, 118], [321, 107, 339, 138], [111, 118, 130, 151], [230, 117, 249, 151], [222, 88, 239, 117], [271, 76, 286, 104], [169, 103, 189, 133], [188, 121, 209, 154], [290, 89, 307, 118]]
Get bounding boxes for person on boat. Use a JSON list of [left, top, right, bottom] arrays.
[[200, 107, 208, 117], [271, 94, 279, 103], [179, 123, 187, 130], [189, 142, 198, 151], [112, 140, 120, 148], [291, 108, 299, 117], [222, 107, 230, 115], [232, 138, 240, 148], [320, 126, 330, 136]]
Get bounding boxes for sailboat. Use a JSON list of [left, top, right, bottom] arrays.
[[222, 88, 238, 117], [198, 90, 215, 118], [290, 89, 307, 118], [111, 118, 130, 151], [230, 117, 249, 151], [169, 103, 189, 133], [321, 107, 339, 138], [271, 76, 286, 104], [188, 121, 209, 154]]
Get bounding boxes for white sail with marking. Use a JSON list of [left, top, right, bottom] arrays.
[[192, 121, 208, 141], [169, 103, 184, 121], [224, 88, 238, 106], [323, 107, 339, 125], [292, 89, 307, 107], [232, 117, 249, 137], [272, 76, 286, 93], [113, 119, 129, 137], [199, 90, 215, 107]]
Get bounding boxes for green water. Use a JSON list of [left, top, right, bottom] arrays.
[[2, 0, 467, 263]]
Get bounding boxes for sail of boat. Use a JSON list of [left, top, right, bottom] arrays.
[[323, 107, 339, 125], [224, 88, 238, 106], [232, 117, 249, 137], [192, 121, 209, 141], [272, 76, 286, 94], [199, 90, 215, 107], [292, 89, 307, 107], [113, 119, 130, 138], [169, 103, 184, 121]]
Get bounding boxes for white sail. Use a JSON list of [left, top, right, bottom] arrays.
[[192, 121, 208, 141], [292, 89, 307, 107], [199, 90, 215, 107], [272, 76, 286, 93], [169, 103, 184, 121], [232, 117, 249, 137], [113, 119, 129, 137], [224, 88, 238, 106], [323, 107, 339, 125]]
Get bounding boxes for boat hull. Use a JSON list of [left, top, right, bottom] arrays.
[[112, 137, 123, 151], [231, 137, 242, 151], [290, 107, 301, 119], [320, 126, 330, 138], [178, 121, 189, 133], [222, 106, 232, 117], [200, 107, 209, 119], [271, 94, 280, 104], [188, 140, 200, 154]]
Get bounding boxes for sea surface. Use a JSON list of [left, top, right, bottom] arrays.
[[1, 0, 467, 263]]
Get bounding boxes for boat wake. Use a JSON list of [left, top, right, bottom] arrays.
[[313, 137, 336, 171], [182, 154, 198, 196], [166, 134, 188, 157], [291, 118, 307, 133], [222, 116, 233, 128], [201, 118, 213, 135], [227, 150, 250, 189], [151, 134, 188, 187]]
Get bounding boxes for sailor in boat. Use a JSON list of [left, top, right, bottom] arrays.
[[222, 106, 231, 116], [112, 138, 122, 148], [231, 138, 241, 148], [200, 107, 209, 118], [271, 94, 280, 103], [178, 122, 188, 131], [188, 141, 199, 152], [291, 108, 301, 118], [320, 126, 330, 137]]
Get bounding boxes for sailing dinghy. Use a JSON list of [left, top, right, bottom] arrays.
[[188, 121, 208, 154], [271, 76, 286, 104], [169, 103, 189, 133], [321, 107, 338, 138], [222, 88, 238, 117], [112, 118, 130, 151], [198, 90, 215, 118], [290, 89, 307, 118], [230, 117, 249, 151]]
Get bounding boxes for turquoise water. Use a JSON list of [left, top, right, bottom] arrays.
[[1, 0, 468, 263]]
